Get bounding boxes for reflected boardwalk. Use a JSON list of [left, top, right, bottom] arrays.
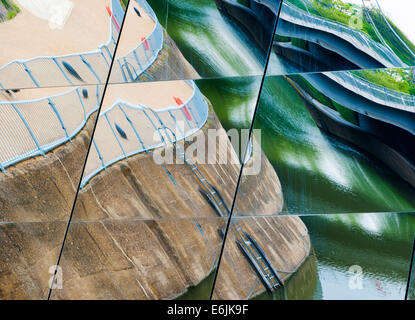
[[0, 0, 124, 89], [81, 80, 209, 188], [0, 86, 100, 171]]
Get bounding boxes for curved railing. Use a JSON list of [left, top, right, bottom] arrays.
[[280, 1, 404, 68], [0, 0, 125, 89], [111, 0, 164, 82], [325, 71, 415, 111], [81, 81, 209, 188], [373, 0, 415, 60], [0, 86, 101, 171]]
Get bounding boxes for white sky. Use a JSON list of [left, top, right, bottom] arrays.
[[376, 0, 415, 43], [346, 0, 415, 43]]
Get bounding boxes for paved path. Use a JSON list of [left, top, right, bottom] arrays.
[[101, 81, 194, 110], [0, 85, 95, 166], [0, 0, 111, 66], [0, 79, 195, 174], [0, 86, 70, 101], [84, 80, 195, 182], [114, 1, 155, 58]]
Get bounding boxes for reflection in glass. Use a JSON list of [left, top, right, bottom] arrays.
[[408, 239, 415, 300], [296, 212, 415, 300], [50, 217, 227, 300], [74, 80, 243, 220], [0, 0, 125, 89], [0, 84, 102, 299], [135, 0, 278, 81], [225, 72, 415, 215], [269, 0, 415, 75], [212, 215, 311, 300], [213, 213, 415, 300], [2, 0, 415, 302]]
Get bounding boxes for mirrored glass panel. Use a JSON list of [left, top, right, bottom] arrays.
[[3, 0, 415, 302], [0, 0, 126, 89], [0, 84, 103, 299], [232, 68, 415, 216], [212, 214, 310, 299], [268, 0, 415, 75], [407, 241, 415, 300], [49, 216, 227, 300], [108, 0, 280, 83], [73, 79, 251, 221], [212, 212, 415, 300]]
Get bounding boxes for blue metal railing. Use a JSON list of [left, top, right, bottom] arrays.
[[0, 0, 125, 89], [81, 81, 209, 188], [0, 86, 100, 171], [281, 1, 405, 68], [0, 0, 168, 173], [327, 71, 415, 111], [111, 0, 164, 82], [0, 0, 165, 88]]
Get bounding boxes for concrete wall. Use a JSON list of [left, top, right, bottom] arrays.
[[213, 215, 311, 299], [0, 30, 311, 300], [48, 103, 310, 300], [0, 96, 310, 300], [0, 115, 96, 299], [0, 114, 96, 223]]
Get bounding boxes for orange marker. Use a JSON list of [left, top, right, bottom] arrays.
[[106, 6, 120, 32], [106, 6, 112, 16], [174, 96, 192, 120], [141, 37, 150, 50], [173, 96, 182, 105]]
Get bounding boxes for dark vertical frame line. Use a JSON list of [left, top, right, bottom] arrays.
[[47, 0, 132, 300], [405, 232, 415, 300], [209, 0, 283, 300]]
